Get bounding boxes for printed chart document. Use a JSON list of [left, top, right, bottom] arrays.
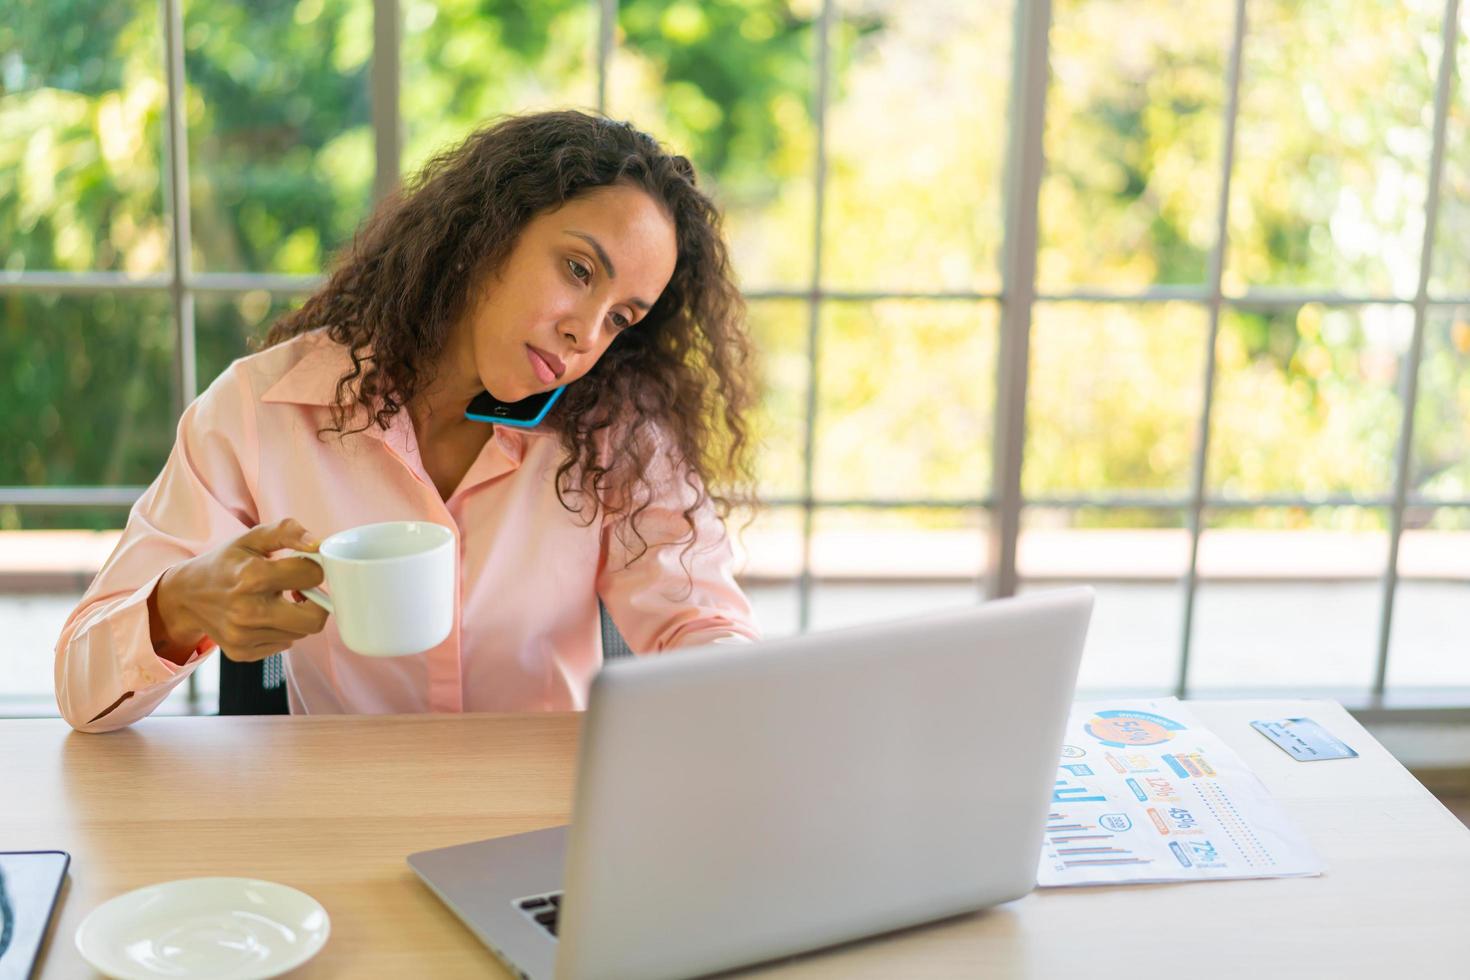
[[1037, 698, 1324, 887]]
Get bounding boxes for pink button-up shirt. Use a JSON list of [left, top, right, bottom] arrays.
[[55, 330, 759, 732]]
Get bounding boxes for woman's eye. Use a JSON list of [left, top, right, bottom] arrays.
[[611, 312, 630, 330], [567, 258, 591, 282]]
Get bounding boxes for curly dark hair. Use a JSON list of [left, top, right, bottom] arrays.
[[265, 110, 758, 567]]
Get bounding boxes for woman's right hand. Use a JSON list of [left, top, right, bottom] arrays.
[[148, 518, 330, 665]]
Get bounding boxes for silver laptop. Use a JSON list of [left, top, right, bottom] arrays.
[[408, 587, 1094, 980]]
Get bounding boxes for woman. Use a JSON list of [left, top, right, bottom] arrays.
[[55, 111, 762, 732]]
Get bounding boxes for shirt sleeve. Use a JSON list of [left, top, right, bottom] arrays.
[[595, 430, 761, 655], [54, 363, 260, 732]]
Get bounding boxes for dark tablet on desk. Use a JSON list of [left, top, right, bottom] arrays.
[[0, 851, 69, 980]]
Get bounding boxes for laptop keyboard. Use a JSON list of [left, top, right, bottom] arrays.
[[515, 891, 563, 938]]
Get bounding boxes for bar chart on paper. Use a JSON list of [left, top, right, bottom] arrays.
[[1036, 699, 1323, 886], [1047, 791, 1153, 871]]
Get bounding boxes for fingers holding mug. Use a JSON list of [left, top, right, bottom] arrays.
[[258, 551, 326, 595], [272, 590, 330, 635], [276, 549, 333, 615]]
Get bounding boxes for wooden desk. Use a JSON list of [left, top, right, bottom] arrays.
[[6, 701, 1469, 978]]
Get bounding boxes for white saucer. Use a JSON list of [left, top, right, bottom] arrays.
[[75, 877, 330, 980]]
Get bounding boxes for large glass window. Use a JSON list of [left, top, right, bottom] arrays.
[[5, 0, 1468, 714]]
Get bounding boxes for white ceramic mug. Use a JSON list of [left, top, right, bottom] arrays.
[[286, 521, 455, 657]]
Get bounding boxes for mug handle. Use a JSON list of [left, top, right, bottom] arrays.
[[282, 549, 333, 615]]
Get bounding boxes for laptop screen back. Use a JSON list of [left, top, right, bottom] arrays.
[[555, 588, 1094, 980]]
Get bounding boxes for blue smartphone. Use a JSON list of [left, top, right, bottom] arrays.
[[464, 386, 565, 428]]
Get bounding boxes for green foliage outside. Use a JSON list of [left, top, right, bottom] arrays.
[[3, 0, 1469, 535]]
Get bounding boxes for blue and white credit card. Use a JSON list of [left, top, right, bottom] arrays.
[[1251, 717, 1359, 761]]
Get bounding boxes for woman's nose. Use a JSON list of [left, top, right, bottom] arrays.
[[561, 310, 604, 350]]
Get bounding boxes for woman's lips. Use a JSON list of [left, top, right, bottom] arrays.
[[526, 345, 564, 384]]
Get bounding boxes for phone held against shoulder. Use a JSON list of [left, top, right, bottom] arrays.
[[465, 386, 565, 428]]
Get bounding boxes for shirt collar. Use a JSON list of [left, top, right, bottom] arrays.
[[260, 331, 357, 407]]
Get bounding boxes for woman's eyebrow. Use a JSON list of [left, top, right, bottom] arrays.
[[565, 230, 652, 310]]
